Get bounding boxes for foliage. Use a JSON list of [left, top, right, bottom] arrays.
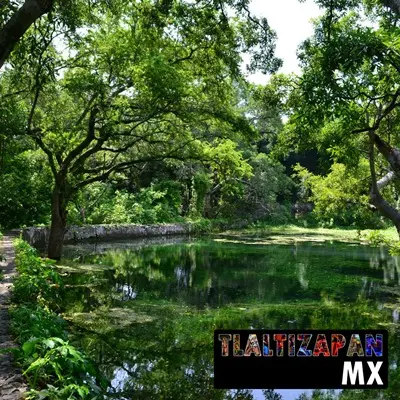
[[3, 0, 400, 248], [188, 217, 231, 233], [11, 239, 107, 399], [13, 240, 63, 307], [293, 162, 385, 228], [244, 153, 293, 222], [104, 184, 182, 224], [280, 0, 400, 236], [295, 390, 338, 400], [0, 0, 293, 242], [203, 151, 294, 221], [193, 171, 212, 215], [22, 337, 101, 399], [10, 305, 66, 344], [365, 230, 390, 247], [0, 146, 52, 229], [360, 229, 400, 254], [246, 77, 288, 154], [388, 241, 400, 255], [0, 0, 282, 258], [68, 182, 183, 225]]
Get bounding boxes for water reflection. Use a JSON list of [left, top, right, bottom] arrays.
[[369, 247, 400, 285], [116, 284, 137, 301], [59, 239, 400, 399]]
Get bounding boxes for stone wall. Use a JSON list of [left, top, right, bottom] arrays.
[[22, 223, 193, 249]]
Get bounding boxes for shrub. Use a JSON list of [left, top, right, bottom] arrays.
[[11, 239, 107, 399], [292, 162, 385, 229], [389, 241, 400, 256], [365, 230, 390, 247], [13, 240, 63, 308]]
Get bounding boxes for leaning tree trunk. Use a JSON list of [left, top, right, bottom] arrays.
[[48, 184, 67, 260], [0, 0, 53, 69], [368, 131, 400, 238]]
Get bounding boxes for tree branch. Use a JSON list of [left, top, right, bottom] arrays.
[[63, 106, 99, 169], [368, 130, 400, 226], [377, 170, 397, 190], [29, 129, 57, 177], [352, 89, 400, 134], [0, 0, 53, 69]]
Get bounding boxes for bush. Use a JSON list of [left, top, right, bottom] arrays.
[[0, 150, 52, 229], [219, 153, 294, 221], [363, 230, 400, 255], [365, 230, 389, 247], [11, 239, 107, 399], [292, 162, 385, 229], [13, 240, 63, 307], [68, 181, 183, 225], [389, 241, 400, 255], [21, 337, 101, 398], [10, 305, 66, 344]]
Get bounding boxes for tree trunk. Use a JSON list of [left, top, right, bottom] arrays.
[[368, 131, 400, 238], [377, 171, 396, 190], [203, 192, 213, 218], [48, 183, 67, 260], [0, 0, 53, 69], [372, 132, 400, 177], [181, 180, 192, 216]]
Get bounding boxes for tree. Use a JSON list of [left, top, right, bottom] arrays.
[[293, 162, 385, 228], [0, 0, 53, 69], [5, 1, 280, 259], [283, 0, 400, 236], [246, 78, 287, 155], [0, 0, 128, 69]]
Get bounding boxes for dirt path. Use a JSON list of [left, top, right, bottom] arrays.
[[0, 235, 27, 399]]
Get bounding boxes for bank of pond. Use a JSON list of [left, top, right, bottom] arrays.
[[9, 235, 400, 400]]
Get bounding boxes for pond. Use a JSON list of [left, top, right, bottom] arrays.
[[58, 236, 400, 400]]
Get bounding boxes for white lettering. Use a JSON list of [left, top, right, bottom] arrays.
[[366, 361, 383, 385], [342, 361, 364, 385]]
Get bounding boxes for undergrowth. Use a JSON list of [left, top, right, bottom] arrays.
[[363, 230, 400, 255], [11, 239, 108, 399]]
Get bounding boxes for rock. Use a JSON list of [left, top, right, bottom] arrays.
[[22, 223, 193, 248]]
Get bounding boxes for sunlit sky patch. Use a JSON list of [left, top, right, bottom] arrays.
[[246, 0, 323, 84]]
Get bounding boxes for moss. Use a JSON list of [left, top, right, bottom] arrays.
[[65, 308, 155, 333], [218, 224, 399, 244], [54, 263, 114, 273]]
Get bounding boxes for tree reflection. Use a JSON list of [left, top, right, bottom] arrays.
[[60, 240, 400, 399]]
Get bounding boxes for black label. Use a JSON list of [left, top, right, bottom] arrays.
[[214, 330, 388, 389]]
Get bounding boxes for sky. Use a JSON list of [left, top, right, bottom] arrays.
[[53, 0, 323, 86], [246, 0, 323, 84]]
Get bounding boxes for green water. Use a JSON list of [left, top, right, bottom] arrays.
[[60, 237, 400, 400]]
